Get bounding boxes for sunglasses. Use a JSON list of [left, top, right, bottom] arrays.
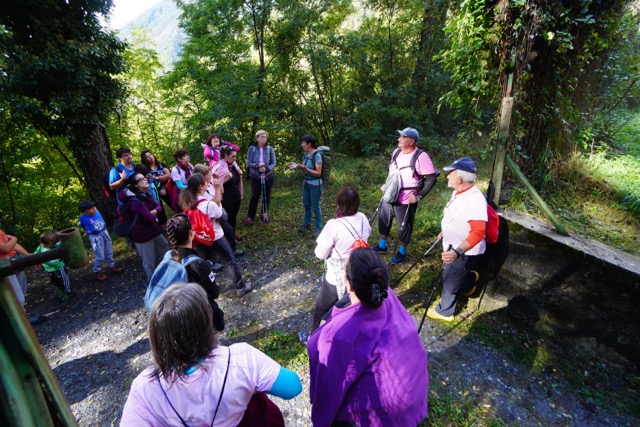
[[135, 177, 148, 183]]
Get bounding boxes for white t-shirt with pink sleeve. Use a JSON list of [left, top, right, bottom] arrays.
[[120, 343, 281, 427], [390, 148, 437, 204], [197, 196, 224, 241]]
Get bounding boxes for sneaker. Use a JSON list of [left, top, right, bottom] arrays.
[[244, 218, 253, 226], [109, 266, 124, 274], [94, 272, 108, 281], [236, 282, 254, 297], [312, 227, 322, 238], [28, 315, 47, 325], [297, 224, 310, 233], [390, 252, 406, 264], [371, 244, 388, 254], [211, 263, 224, 272], [427, 307, 454, 322], [234, 248, 245, 257], [299, 331, 310, 345]]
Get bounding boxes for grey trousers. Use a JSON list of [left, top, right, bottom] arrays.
[[135, 234, 170, 282]]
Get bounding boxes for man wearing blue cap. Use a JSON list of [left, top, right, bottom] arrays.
[[428, 157, 487, 321], [372, 127, 438, 263]]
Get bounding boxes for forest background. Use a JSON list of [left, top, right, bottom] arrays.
[[0, 0, 639, 255]]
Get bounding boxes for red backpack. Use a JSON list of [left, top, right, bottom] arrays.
[[338, 218, 370, 250], [186, 200, 215, 246], [486, 203, 499, 245]]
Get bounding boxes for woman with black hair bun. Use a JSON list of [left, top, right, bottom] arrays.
[[165, 214, 224, 330], [306, 248, 429, 427]]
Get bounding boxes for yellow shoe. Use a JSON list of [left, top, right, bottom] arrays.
[[427, 307, 455, 322]]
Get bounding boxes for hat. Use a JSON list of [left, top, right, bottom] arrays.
[[442, 157, 477, 174], [397, 127, 419, 141], [78, 200, 97, 212]]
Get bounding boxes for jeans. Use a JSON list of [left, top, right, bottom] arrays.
[[302, 181, 323, 229], [90, 231, 115, 273], [134, 234, 170, 282]]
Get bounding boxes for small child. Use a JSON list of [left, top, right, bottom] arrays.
[[78, 200, 124, 281], [35, 230, 73, 300]]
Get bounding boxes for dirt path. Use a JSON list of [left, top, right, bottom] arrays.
[[25, 244, 638, 426]]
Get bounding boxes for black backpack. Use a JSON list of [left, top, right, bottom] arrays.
[[102, 164, 126, 199]]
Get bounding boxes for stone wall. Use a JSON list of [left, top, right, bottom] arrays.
[[482, 210, 640, 366]]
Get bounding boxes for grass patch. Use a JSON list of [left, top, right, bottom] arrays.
[[423, 389, 506, 427], [254, 330, 308, 369]]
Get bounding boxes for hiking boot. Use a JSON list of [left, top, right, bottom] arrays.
[[211, 263, 224, 272], [244, 218, 253, 226], [297, 224, 310, 233], [234, 248, 245, 257], [236, 282, 254, 297], [312, 227, 322, 238], [371, 244, 388, 254], [109, 266, 124, 274], [29, 315, 47, 325], [94, 272, 108, 281], [390, 252, 406, 264], [427, 307, 454, 322], [299, 331, 310, 345]]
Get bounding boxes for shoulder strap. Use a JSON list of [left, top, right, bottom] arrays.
[[410, 148, 424, 174], [211, 348, 231, 426], [391, 148, 401, 165], [181, 254, 200, 267], [158, 380, 189, 427], [338, 218, 362, 241]]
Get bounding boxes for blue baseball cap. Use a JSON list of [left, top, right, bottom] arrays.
[[442, 157, 477, 174], [397, 127, 419, 141]]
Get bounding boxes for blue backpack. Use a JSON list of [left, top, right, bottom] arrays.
[[144, 251, 201, 312]]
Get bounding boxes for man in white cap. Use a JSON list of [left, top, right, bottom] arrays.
[[428, 157, 487, 321], [372, 127, 438, 263]]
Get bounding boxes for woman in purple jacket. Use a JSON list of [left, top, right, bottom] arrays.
[[120, 173, 170, 281], [307, 248, 429, 427]]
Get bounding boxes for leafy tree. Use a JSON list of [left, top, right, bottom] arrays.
[[0, 0, 127, 222]]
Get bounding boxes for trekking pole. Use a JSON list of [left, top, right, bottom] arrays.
[[368, 197, 383, 225], [417, 244, 451, 333], [390, 237, 441, 289], [260, 173, 269, 225]]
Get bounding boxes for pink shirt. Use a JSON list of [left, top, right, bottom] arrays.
[[390, 148, 436, 204], [120, 343, 280, 427]]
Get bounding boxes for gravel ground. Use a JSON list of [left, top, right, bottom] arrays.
[[24, 238, 639, 426]]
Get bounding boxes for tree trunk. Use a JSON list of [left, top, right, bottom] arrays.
[[70, 124, 117, 226]]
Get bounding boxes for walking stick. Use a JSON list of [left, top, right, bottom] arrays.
[[391, 237, 441, 289], [260, 173, 269, 224], [417, 245, 451, 333]]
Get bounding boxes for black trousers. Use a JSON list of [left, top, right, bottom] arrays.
[[247, 175, 274, 219], [195, 237, 244, 290], [378, 201, 418, 245]]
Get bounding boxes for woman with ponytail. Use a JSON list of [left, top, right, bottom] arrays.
[[179, 173, 252, 297], [306, 248, 429, 427], [165, 214, 224, 330]]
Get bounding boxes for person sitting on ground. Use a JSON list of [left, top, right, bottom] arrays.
[[299, 187, 371, 344], [245, 130, 276, 225], [288, 133, 324, 238], [121, 283, 302, 426], [202, 133, 240, 169], [78, 200, 124, 281], [428, 157, 487, 322], [34, 230, 73, 300], [165, 214, 225, 331], [179, 173, 252, 297], [169, 149, 194, 213], [120, 173, 170, 282], [306, 248, 429, 427]]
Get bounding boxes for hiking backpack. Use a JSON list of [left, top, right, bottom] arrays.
[[382, 148, 423, 203], [102, 164, 126, 199], [185, 199, 216, 246], [309, 146, 332, 182], [144, 251, 201, 312]]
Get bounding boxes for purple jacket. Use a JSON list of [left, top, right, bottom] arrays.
[[307, 289, 428, 427], [118, 189, 163, 243]]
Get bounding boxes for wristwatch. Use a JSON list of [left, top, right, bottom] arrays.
[[453, 247, 465, 259]]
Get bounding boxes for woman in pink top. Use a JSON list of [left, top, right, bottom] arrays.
[[121, 283, 302, 426], [202, 133, 240, 169]]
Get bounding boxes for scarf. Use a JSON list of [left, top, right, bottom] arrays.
[[177, 162, 192, 179]]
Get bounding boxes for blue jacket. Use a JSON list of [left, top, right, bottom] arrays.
[[247, 144, 276, 179]]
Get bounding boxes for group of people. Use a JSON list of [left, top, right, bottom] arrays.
[[119, 127, 491, 426]]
